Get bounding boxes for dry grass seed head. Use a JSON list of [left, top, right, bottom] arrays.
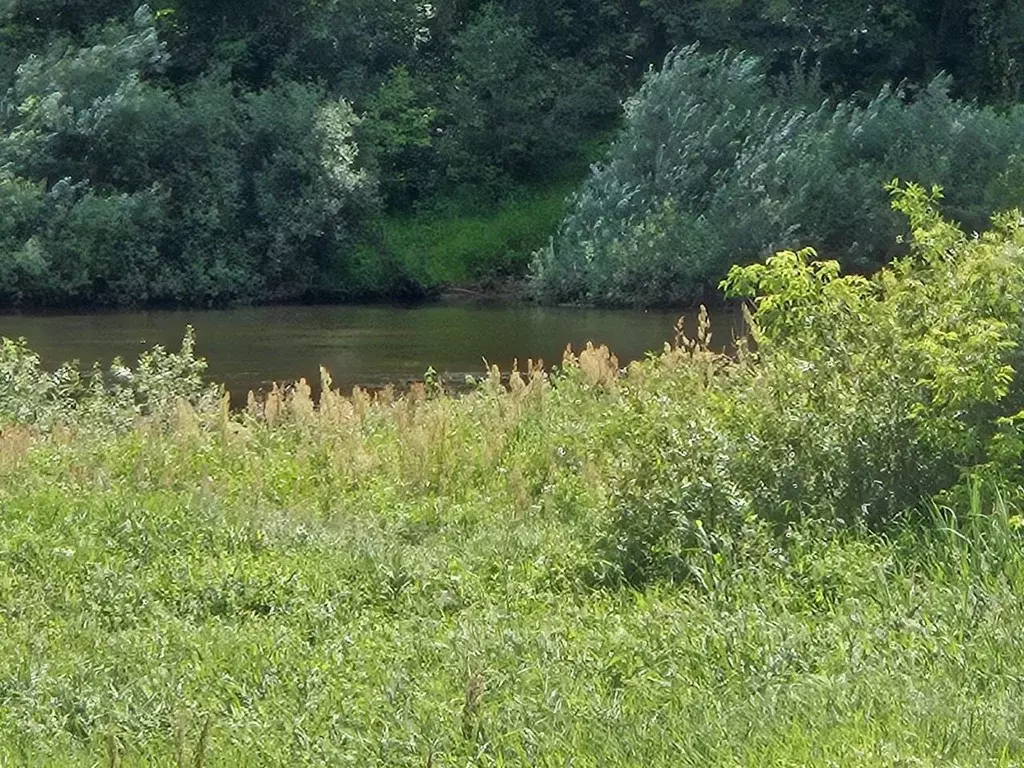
[[562, 343, 577, 369], [288, 378, 315, 423], [217, 391, 231, 436], [319, 368, 356, 426], [395, 400, 457, 491], [376, 385, 395, 407], [0, 425, 33, 473], [408, 382, 427, 406], [265, 384, 284, 426], [173, 397, 201, 439], [696, 304, 713, 348], [394, 394, 413, 435], [661, 307, 734, 388], [476, 361, 504, 396], [246, 390, 262, 420], [525, 359, 549, 404], [509, 359, 527, 397], [321, 389, 356, 426], [578, 342, 619, 388], [352, 386, 370, 421]]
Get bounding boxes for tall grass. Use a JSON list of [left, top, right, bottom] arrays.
[[2, 370, 1024, 764]]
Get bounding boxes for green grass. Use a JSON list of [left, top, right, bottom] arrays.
[[371, 129, 616, 292], [1, 355, 1024, 766], [380, 180, 578, 288]]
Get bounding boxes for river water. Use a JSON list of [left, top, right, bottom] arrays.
[[0, 303, 744, 400]]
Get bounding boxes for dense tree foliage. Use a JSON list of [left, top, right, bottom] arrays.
[[1, 0, 1022, 306]]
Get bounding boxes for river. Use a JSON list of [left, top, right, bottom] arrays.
[[0, 303, 744, 401]]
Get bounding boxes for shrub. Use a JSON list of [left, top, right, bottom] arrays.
[[0, 327, 217, 431], [532, 46, 1024, 307], [0, 9, 385, 307], [590, 184, 1024, 583], [533, 197, 724, 307]]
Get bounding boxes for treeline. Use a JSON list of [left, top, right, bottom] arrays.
[[1, 0, 1022, 307]]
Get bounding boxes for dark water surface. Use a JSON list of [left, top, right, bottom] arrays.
[[0, 303, 744, 400]]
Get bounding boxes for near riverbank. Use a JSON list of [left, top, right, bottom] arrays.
[[2, 189, 1024, 764]]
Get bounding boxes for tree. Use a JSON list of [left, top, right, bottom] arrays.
[[439, 3, 608, 196], [0, 7, 381, 307], [358, 66, 438, 208], [640, 0, 1024, 102]]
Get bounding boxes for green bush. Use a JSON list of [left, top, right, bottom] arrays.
[[532, 46, 1024, 307], [533, 197, 724, 307], [587, 184, 1024, 583], [0, 327, 216, 431]]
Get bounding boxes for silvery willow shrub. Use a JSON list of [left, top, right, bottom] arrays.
[[532, 45, 1024, 307], [532, 46, 770, 306]]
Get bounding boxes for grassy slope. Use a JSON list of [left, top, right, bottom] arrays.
[[376, 131, 618, 291], [380, 180, 576, 289], [1, 358, 1023, 765]]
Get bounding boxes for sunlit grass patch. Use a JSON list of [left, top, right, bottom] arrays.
[[382, 181, 575, 287]]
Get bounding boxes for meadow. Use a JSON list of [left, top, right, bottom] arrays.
[[2, 185, 1024, 766]]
